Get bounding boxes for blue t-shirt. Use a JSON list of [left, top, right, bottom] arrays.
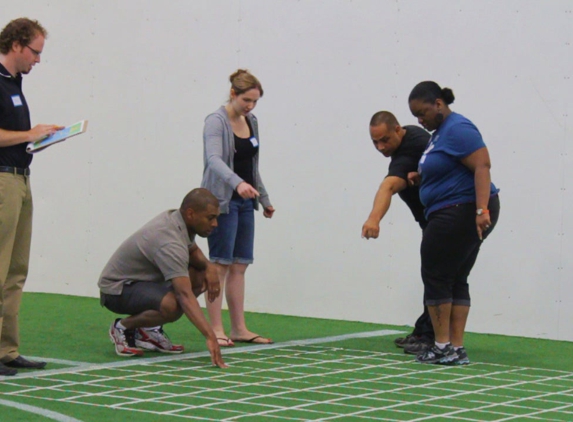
[[418, 112, 499, 218]]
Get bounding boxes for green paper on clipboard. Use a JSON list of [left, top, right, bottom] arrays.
[[26, 120, 88, 154]]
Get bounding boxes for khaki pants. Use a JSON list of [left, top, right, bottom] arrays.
[[0, 173, 33, 362]]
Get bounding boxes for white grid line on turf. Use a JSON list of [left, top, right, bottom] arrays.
[[393, 372, 573, 422], [1, 340, 412, 422], [161, 348, 445, 414], [217, 360, 514, 420], [194, 346, 573, 422], [7, 348, 412, 417], [0, 398, 84, 422], [84, 350, 572, 420], [10, 348, 573, 422], [3, 349, 406, 402], [1, 362, 568, 416], [3, 340, 573, 422], [3, 347, 444, 422], [1, 329, 403, 381], [28, 356, 92, 367]]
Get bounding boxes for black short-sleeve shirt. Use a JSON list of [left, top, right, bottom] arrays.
[[387, 125, 430, 228], [0, 63, 32, 168]]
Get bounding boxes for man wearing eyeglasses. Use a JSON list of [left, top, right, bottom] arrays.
[[0, 18, 63, 376]]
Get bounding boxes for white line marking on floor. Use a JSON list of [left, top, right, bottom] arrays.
[[0, 398, 84, 422], [28, 356, 92, 366], [4, 329, 404, 380]]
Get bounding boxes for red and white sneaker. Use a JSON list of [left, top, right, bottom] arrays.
[[135, 326, 184, 354], [109, 319, 144, 357]]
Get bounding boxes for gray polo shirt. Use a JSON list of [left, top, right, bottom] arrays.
[[98, 210, 196, 295]]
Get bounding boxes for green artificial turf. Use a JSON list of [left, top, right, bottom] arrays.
[[16, 293, 573, 370], [0, 293, 571, 422]]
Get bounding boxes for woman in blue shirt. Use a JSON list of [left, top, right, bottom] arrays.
[[408, 81, 500, 365]]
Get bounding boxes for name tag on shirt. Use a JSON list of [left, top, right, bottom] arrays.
[[11, 95, 23, 107], [250, 137, 259, 147], [418, 141, 435, 172]]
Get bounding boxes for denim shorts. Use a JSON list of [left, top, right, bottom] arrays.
[[208, 197, 255, 265]]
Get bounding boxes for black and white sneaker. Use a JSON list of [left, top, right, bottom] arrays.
[[416, 343, 458, 365], [453, 347, 470, 365]]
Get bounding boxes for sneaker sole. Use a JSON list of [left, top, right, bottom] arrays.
[[436, 355, 460, 365], [417, 353, 458, 364], [416, 358, 442, 364], [114, 349, 143, 357], [135, 340, 184, 354]]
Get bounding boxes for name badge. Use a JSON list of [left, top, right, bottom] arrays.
[[11, 95, 23, 107], [419, 141, 435, 165], [250, 137, 259, 147]]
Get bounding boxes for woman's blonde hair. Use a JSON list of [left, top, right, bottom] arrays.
[[229, 69, 263, 98]]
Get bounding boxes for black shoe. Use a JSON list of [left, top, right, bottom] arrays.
[[0, 362, 18, 376], [4, 356, 47, 369], [395, 334, 432, 348], [403, 340, 432, 355], [394, 334, 416, 348]]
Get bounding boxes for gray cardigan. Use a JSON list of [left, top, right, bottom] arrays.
[[201, 106, 271, 213]]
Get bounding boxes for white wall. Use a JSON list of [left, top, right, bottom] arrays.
[[4, 0, 572, 341]]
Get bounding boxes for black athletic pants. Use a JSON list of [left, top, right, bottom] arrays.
[[412, 306, 434, 339], [421, 195, 500, 306]]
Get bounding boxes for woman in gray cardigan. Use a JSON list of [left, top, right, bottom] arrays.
[[201, 69, 275, 346]]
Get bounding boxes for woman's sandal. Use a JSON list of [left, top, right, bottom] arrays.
[[231, 335, 274, 344], [217, 337, 235, 347]]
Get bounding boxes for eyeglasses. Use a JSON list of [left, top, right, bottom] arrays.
[[25, 45, 42, 56]]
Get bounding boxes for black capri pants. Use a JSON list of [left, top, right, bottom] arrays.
[[421, 195, 500, 306]]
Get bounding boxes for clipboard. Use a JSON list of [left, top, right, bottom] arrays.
[[26, 120, 88, 154]]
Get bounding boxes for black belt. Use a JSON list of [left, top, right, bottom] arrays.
[[0, 166, 30, 176]]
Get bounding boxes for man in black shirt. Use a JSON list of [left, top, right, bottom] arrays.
[[362, 111, 434, 354], [0, 18, 62, 376]]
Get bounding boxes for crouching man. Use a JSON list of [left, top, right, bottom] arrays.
[[98, 188, 226, 368]]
